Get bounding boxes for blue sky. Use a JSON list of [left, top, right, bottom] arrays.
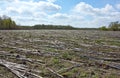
[[0, 0, 120, 28], [55, 0, 119, 12]]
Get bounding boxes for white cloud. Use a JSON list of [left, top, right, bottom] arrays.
[[0, 0, 61, 15], [48, 2, 120, 28], [50, 13, 69, 19], [116, 4, 120, 9], [47, 0, 56, 3], [71, 2, 120, 27], [0, 1, 120, 28], [0, 0, 61, 25], [49, 13, 84, 26], [73, 2, 115, 16]]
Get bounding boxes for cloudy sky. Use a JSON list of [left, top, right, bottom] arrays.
[[0, 0, 120, 28]]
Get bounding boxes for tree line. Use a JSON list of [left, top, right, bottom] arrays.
[[17, 24, 76, 30], [33, 24, 75, 29], [99, 21, 120, 31], [0, 15, 17, 29], [0, 15, 76, 30], [0, 15, 120, 31]]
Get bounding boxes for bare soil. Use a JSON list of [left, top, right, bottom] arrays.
[[0, 30, 120, 78]]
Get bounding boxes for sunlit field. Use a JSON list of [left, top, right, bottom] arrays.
[[0, 30, 120, 78]]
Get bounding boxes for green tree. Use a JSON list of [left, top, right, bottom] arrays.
[[0, 15, 17, 29], [99, 26, 108, 31], [108, 21, 120, 31]]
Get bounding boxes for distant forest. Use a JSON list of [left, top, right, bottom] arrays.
[[0, 15, 17, 29], [0, 15, 76, 30], [0, 15, 119, 31], [19, 25, 76, 30], [0, 15, 98, 30], [99, 21, 120, 31]]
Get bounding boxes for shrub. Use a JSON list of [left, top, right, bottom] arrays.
[[99, 26, 108, 31], [108, 21, 120, 31]]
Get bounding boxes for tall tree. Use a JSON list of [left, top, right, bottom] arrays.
[[108, 21, 120, 31], [0, 15, 17, 29]]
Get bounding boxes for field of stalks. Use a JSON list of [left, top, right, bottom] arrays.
[[0, 30, 120, 78]]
